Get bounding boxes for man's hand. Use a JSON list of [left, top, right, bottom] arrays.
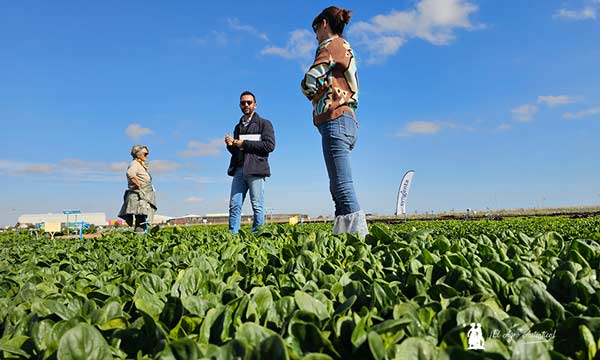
[[224, 134, 234, 146], [232, 139, 244, 148]]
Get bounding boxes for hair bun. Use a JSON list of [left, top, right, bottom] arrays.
[[341, 9, 352, 24]]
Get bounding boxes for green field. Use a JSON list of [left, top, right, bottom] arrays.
[[1, 216, 599, 359]]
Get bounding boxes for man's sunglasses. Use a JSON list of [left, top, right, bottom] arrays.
[[143, 153, 149, 156], [240, 101, 254, 106]]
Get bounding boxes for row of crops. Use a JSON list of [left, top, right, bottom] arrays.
[[1, 216, 599, 359]]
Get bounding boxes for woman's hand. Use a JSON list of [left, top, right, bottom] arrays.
[[130, 178, 141, 190], [311, 79, 329, 101]]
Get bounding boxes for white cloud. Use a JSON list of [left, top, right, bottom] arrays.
[[553, 7, 596, 20], [260, 29, 315, 61], [182, 176, 218, 184], [348, 0, 481, 63], [107, 162, 129, 172], [562, 107, 600, 120], [396, 120, 472, 136], [537, 95, 578, 107], [399, 121, 443, 135], [125, 124, 154, 141], [0, 157, 181, 179], [179, 139, 223, 157], [184, 196, 205, 203], [511, 104, 538, 122], [366, 36, 407, 60], [496, 123, 512, 131], [227, 18, 269, 41], [149, 160, 182, 173], [21, 165, 57, 174], [60, 159, 127, 173], [0, 160, 58, 175], [190, 31, 229, 47]]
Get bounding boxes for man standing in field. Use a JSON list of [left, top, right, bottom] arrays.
[[224, 91, 276, 234]]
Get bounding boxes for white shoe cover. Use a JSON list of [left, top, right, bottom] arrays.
[[332, 210, 368, 238]]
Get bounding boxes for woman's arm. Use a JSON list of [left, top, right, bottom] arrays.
[[127, 162, 142, 189], [301, 46, 333, 100]]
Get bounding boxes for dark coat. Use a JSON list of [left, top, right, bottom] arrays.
[[227, 112, 275, 177]]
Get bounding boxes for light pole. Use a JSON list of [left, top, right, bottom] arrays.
[[265, 207, 274, 224]]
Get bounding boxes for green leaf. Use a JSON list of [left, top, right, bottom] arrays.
[[0, 336, 29, 357], [236, 322, 278, 349], [176, 267, 204, 297], [351, 314, 371, 350], [370, 318, 412, 336], [160, 295, 184, 330], [57, 323, 112, 360], [431, 235, 451, 253], [513, 278, 565, 323], [369, 223, 396, 244], [31, 318, 55, 353], [294, 291, 329, 321], [537, 231, 564, 252], [333, 295, 356, 316], [98, 318, 128, 331], [134, 286, 165, 319], [290, 321, 335, 356], [249, 286, 273, 322], [32, 298, 77, 320], [429, 283, 460, 300], [254, 335, 289, 360], [481, 338, 509, 358], [511, 340, 551, 360], [547, 270, 578, 303], [393, 337, 447, 360], [569, 239, 595, 262], [48, 319, 80, 356], [301, 354, 334, 360], [578, 324, 597, 360], [158, 338, 200, 360], [367, 331, 386, 360], [456, 304, 507, 327], [483, 260, 514, 281], [140, 273, 168, 294], [181, 294, 212, 316], [472, 267, 508, 298]]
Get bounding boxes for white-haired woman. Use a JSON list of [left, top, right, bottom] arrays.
[[118, 145, 157, 233]]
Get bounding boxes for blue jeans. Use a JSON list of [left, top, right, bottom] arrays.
[[229, 167, 265, 234], [318, 113, 361, 216]]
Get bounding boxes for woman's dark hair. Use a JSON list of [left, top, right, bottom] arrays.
[[312, 6, 352, 35]]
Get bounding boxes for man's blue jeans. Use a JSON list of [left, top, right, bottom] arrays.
[[229, 167, 265, 234], [318, 113, 361, 216]]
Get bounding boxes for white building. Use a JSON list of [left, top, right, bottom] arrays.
[[17, 212, 107, 226], [151, 214, 173, 224]]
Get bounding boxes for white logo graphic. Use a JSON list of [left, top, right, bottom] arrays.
[[467, 323, 485, 350]]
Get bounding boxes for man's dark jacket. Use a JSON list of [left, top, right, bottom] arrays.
[[227, 112, 275, 177]]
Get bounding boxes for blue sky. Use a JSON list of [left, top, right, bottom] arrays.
[[1, 0, 599, 226]]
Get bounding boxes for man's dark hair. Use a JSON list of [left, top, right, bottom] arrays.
[[240, 91, 256, 102]]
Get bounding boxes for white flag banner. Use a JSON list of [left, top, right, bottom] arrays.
[[396, 170, 415, 215]]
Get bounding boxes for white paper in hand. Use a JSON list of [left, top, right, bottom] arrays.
[[239, 134, 261, 141]]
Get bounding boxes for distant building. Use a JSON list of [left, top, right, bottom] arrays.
[[167, 213, 310, 226], [168, 214, 232, 225], [151, 214, 173, 224], [17, 212, 106, 226]]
